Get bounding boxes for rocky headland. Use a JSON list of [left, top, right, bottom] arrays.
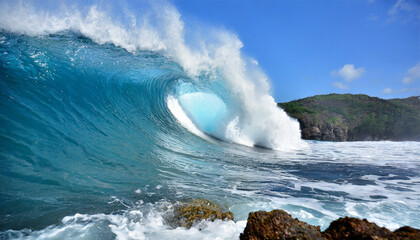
[[278, 94, 420, 141]]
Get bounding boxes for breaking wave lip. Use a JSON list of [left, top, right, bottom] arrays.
[[167, 95, 214, 143], [0, 0, 305, 150]]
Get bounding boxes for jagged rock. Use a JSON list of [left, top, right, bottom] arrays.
[[308, 126, 322, 140], [169, 199, 234, 229], [393, 226, 420, 240], [239, 209, 420, 240], [333, 124, 348, 141], [240, 209, 325, 240], [323, 217, 394, 240]]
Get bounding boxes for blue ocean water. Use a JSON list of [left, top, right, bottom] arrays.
[[0, 2, 419, 240]]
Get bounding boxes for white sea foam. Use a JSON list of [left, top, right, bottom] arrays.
[[2, 204, 246, 240], [1, 141, 419, 238], [215, 141, 420, 231], [0, 0, 304, 150]]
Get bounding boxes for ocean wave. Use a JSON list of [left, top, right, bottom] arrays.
[[0, 0, 304, 150]]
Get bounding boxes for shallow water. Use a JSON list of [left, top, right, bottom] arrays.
[[1, 138, 419, 239]]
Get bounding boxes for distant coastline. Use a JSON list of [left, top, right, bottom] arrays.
[[279, 94, 420, 142]]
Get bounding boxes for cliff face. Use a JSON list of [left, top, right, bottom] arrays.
[[278, 94, 420, 141]]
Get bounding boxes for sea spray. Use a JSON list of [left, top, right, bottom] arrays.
[[0, 0, 303, 150]]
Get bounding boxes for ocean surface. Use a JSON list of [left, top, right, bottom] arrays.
[[1, 2, 419, 240]]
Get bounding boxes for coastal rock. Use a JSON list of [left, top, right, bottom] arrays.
[[169, 199, 234, 229], [305, 126, 322, 140], [279, 94, 420, 142], [393, 226, 420, 240], [323, 217, 394, 240], [240, 209, 325, 240], [240, 209, 420, 240]]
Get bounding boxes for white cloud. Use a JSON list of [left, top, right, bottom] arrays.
[[331, 64, 365, 82], [368, 14, 378, 21], [402, 77, 413, 84], [389, 0, 415, 15], [333, 82, 348, 89], [402, 62, 420, 84], [383, 88, 393, 94], [382, 87, 420, 94], [388, 0, 420, 22], [407, 63, 420, 75]]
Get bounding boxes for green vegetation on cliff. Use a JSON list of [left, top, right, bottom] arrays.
[[278, 94, 420, 141]]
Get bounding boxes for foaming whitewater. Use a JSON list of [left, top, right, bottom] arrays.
[[0, 0, 302, 150], [1, 1, 419, 240]]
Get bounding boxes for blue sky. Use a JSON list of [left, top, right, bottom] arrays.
[[173, 0, 420, 102]]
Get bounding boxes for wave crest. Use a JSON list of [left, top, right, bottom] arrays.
[[0, 0, 304, 150]]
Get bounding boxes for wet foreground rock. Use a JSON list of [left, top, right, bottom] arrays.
[[240, 210, 324, 240], [323, 216, 394, 239], [168, 199, 234, 229], [240, 209, 420, 240], [166, 199, 419, 239], [393, 226, 420, 240]]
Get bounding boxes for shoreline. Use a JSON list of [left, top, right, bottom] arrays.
[[172, 199, 420, 240]]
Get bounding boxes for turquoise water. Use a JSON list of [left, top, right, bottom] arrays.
[[1, 2, 419, 240]]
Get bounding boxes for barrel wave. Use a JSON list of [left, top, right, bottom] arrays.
[[0, 0, 303, 233], [0, 1, 303, 151]]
